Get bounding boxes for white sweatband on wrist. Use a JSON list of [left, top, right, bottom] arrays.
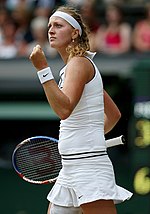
[[37, 67, 54, 84]]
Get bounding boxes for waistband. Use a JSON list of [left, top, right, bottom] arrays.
[[61, 150, 107, 160]]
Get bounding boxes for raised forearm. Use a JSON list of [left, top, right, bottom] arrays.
[[42, 80, 72, 120]]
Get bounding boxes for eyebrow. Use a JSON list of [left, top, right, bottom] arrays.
[[48, 19, 64, 26]]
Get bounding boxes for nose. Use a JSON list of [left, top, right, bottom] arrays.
[[48, 25, 54, 35]]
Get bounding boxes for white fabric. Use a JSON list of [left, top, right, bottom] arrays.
[[37, 67, 54, 84], [58, 57, 106, 155], [85, 51, 96, 59], [50, 11, 82, 36], [47, 155, 133, 206]]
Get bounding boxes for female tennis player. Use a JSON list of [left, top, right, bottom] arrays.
[[29, 5, 133, 214]]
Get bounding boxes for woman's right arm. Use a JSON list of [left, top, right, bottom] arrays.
[[103, 90, 121, 134], [29, 45, 91, 120]]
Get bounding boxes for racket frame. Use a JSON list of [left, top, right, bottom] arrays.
[[12, 136, 60, 184]]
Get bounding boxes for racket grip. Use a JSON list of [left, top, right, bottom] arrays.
[[106, 135, 125, 148]]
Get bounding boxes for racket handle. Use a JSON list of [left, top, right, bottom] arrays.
[[106, 135, 125, 148]]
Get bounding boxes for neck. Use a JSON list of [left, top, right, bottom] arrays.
[[57, 48, 70, 64]]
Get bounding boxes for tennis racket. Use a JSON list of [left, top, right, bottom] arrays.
[[12, 135, 125, 185], [12, 136, 61, 185]]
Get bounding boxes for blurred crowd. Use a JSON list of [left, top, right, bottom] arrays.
[[0, 0, 150, 59]]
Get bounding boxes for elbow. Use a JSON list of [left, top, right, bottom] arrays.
[[59, 113, 69, 120], [50, 99, 73, 120], [115, 111, 121, 125], [58, 101, 75, 120], [116, 109, 121, 122], [58, 108, 72, 120]]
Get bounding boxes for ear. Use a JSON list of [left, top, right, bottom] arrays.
[[71, 29, 80, 40]]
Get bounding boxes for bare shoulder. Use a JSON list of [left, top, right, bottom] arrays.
[[67, 56, 93, 71], [66, 56, 94, 83]]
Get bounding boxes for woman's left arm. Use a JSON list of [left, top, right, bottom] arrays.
[[104, 90, 121, 134]]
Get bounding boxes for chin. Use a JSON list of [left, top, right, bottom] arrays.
[[50, 42, 58, 49]]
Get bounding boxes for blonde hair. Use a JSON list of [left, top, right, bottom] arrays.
[[55, 6, 90, 59]]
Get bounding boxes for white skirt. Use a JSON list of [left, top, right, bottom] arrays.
[[47, 154, 133, 207]]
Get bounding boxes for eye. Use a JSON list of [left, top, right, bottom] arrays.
[[48, 24, 51, 30], [55, 23, 62, 28], [48, 22, 63, 30]]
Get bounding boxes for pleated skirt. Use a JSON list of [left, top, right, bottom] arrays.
[[47, 154, 133, 207]]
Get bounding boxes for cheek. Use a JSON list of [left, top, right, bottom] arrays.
[[59, 25, 73, 43], [59, 30, 72, 45]]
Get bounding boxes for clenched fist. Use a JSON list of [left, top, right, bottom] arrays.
[[29, 44, 49, 71]]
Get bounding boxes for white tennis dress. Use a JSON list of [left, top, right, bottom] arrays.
[[47, 55, 133, 207]]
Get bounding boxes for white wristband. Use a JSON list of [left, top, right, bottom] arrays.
[[37, 67, 54, 84]]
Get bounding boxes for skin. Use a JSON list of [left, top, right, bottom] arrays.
[[30, 14, 119, 214]]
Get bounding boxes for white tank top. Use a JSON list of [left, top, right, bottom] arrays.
[[58, 57, 106, 156]]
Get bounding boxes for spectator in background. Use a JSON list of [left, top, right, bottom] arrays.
[[5, 0, 34, 11], [33, 0, 56, 18], [132, 3, 150, 52], [0, 19, 18, 58], [11, 5, 33, 44], [80, 0, 101, 52], [10, 4, 33, 56], [19, 16, 58, 57], [95, 3, 132, 55], [0, 7, 9, 44]]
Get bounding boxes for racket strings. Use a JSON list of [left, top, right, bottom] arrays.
[[16, 160, 61, 180], [15, 139, 62, 181]]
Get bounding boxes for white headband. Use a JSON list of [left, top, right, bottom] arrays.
[[50, 11, 82, 36]]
